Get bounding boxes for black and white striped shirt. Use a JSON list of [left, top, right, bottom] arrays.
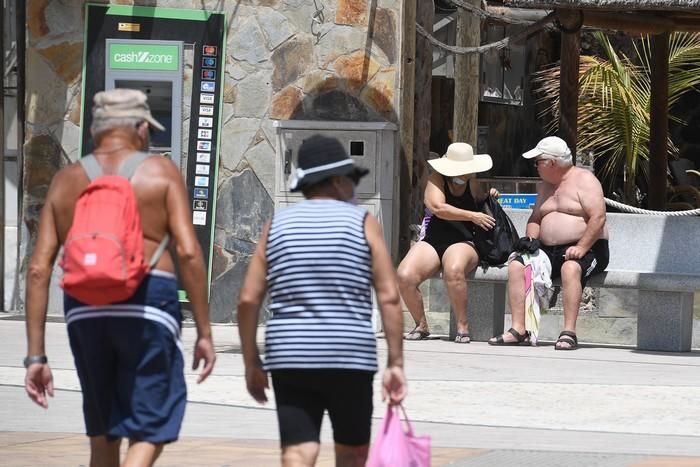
[[263, 199, 377, 371]]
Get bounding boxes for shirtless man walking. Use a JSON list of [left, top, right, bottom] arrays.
[[24, 89, 215, 466], [489, 136, 609, 350]]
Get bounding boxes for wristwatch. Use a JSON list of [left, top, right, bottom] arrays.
[[23, 355, 48, 368]]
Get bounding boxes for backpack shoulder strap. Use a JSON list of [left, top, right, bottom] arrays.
[[121, 151, 171, 267], [149, 233, 171, 268], [79, 154, 102, 181], [118, 152, 152, 179]]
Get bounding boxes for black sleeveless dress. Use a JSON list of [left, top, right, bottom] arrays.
[[422, 177, 478, 261]]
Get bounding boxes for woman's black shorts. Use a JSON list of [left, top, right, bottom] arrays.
[[271, 369, 375, 447]]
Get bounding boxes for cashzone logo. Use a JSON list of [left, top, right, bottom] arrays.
[[109, 44, 180, 71]]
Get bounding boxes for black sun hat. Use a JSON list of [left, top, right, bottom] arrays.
[[289, 134, 369, 192]]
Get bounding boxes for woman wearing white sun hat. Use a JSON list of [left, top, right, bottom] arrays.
[[397, 142, 499, 343]]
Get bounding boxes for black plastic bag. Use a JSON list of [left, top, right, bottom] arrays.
[[473, 196, 520, 266]]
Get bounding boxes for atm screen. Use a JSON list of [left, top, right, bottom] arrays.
[[150, 109, 173, 149], [115, 79, 173, 152]]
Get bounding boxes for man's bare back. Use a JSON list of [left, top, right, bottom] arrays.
[[534, 166, 609, 246], [47, 152, 192, 274]]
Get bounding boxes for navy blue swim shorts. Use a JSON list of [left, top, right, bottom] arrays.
[[64, 270, 186, 443]]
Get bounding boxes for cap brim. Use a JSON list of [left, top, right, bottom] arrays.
[[145, 115, 166, 132], [348, 166, 369, 182], [427, 154, 492, 176], [289, 164, 369, 192], [522, 147, 543, 159]]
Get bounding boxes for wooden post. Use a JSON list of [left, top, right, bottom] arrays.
[[412, 1, 434, 227], [453, 0, 481, 146], [557, 9, 582, 164], [648, 32, 670, 210], [398, 0, 417, 259]]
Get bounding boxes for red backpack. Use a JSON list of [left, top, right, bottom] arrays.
[[60, 152, 170, 305]]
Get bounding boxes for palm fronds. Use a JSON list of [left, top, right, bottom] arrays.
[[532, 32, 700, 204]]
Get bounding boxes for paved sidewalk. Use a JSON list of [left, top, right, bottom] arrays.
[[2, 316, 700, 466]]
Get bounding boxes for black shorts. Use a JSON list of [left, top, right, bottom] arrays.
[[420, 239, 476, 263], [422, 218, 475, 262], [514, 239, 609, 287], [271, 369, 374, 446]]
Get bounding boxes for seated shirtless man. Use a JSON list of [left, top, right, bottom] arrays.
[[489, 136, 609, 350]]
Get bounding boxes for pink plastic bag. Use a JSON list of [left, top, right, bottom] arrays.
[[366, 404, 431, 467]]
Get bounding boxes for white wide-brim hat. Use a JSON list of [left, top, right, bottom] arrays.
[[428, 142, 492, 177]]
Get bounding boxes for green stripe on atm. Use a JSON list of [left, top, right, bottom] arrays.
[[104, 5, 211, 21], [178, 289, 189, 302]]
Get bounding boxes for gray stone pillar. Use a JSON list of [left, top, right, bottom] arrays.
[[450, 282, 506, 342], [637, 290, 693, 352]]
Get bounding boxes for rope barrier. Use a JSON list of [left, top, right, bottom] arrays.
[[416, 12, 555, 55], [604, 198, 700, 216]]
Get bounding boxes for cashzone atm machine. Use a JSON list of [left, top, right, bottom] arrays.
[[80, 5, 227, 300], [104, 39, 184, 168]]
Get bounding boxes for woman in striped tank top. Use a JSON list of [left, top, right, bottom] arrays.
[[238, 135, 407, 467]]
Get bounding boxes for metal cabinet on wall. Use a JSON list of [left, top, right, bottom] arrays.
[[273, 120, 399, 257]]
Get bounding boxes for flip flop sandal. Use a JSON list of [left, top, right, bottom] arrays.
[[488, 327, 530, 346], [555, 330, 578, 350], [405, 326, 430, 341], [454, 332, 471, 344]]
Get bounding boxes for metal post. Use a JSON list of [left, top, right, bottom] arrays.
[[14, 0, 24, 311], [1, 0, 6, 311]]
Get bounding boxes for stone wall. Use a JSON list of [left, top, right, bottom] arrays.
[[20, 0, 403, 321]]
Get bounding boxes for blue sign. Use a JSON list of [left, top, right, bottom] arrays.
[[498, 194, 537, 209]]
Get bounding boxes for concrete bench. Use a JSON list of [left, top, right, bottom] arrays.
[[451, 209, 700, 352]]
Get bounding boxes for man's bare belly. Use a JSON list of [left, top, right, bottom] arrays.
[[539, 211, 606, 246]]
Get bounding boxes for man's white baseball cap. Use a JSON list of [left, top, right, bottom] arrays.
[[522, 136, 572, 161]]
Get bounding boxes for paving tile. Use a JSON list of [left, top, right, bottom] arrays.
[[0, 432, 73, 447], [2, 433, 700, 466], [631, 458, 700, 467], [432, 448, 489, 465], [446, 450, 645, 466], [0, 433, 492, 466]]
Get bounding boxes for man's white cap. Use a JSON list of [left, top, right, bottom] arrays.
[[92, 88, 165, 131], [522, 136, 572, 161]]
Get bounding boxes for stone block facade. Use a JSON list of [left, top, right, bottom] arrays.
[[20, 0, 403, 321]]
